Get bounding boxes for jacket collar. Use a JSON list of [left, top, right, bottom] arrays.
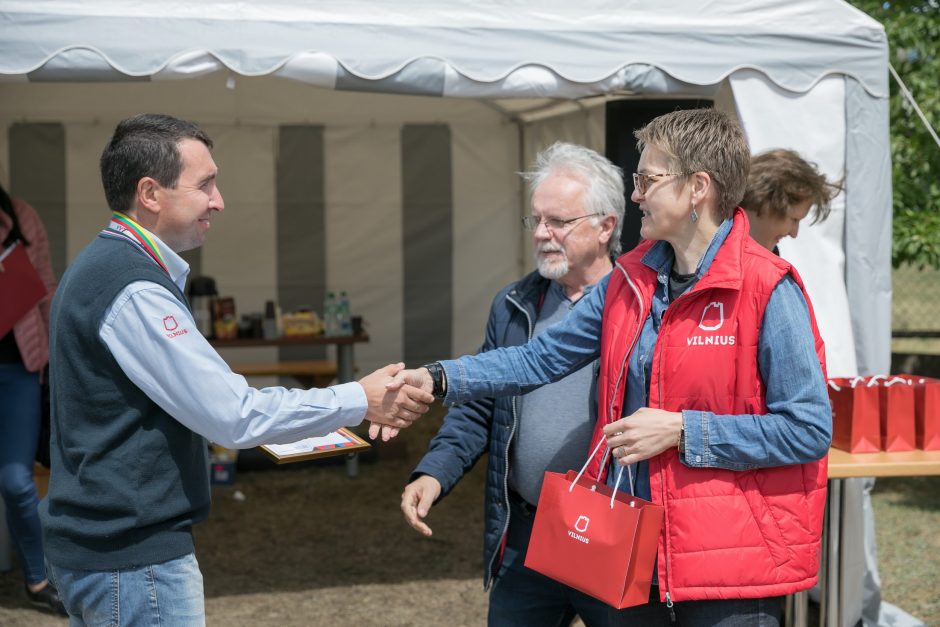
[[628, 207, 750, 294]]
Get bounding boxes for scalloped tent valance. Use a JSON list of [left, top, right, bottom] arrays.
[[0, 0, 888, 98]]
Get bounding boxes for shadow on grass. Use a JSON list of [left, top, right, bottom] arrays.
[[195, 406, 489, 600], [870, 476, 940, 511]]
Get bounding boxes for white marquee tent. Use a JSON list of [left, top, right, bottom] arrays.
[[0, 0, 891, 377]]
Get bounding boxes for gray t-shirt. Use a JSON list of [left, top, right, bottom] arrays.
[[509, 280, 597, 505]]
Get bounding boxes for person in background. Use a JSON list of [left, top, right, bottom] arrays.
[[0, 181, 66, 615], [40, 113, 433, 624], [401, 142, 623, 626], [742, 149, 914, 627], [386, 108, 832, 626], [740, 148, 841, 253]]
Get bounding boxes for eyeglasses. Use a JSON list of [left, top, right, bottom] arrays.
[[521, 213, 600, 232], [632, 172, 691, 195]]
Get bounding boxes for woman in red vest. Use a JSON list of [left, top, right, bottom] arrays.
[[393, 109, 832, 626]]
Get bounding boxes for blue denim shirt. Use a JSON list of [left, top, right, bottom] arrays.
[[440, 220, 831, 476]]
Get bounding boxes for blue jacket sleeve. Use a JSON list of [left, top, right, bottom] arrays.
[[681, 275, 832, 470], [439, 275, 607, 405], [409, 290, 505, 498]]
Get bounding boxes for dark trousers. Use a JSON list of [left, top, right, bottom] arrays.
[[608, 586, 783, 627], [488, 496, 610, 627]]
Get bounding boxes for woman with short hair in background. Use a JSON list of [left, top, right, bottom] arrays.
[[742, 148, 843, 253]]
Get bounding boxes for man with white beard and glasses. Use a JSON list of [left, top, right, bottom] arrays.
[[400, 143, 625, 627]]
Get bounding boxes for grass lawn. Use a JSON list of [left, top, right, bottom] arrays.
[[871, 476, 940, 625]]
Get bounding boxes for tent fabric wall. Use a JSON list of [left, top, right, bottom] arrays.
[[844, 79, 893, 376], [0, 76, 522, 374], [0, 0, 893, 378], [731, 72, 859, 378]]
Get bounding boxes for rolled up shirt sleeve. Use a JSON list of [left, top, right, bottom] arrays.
[[99, 281, 368, 449], [439, 274, 608, 405], [680, 275, 832, 470]]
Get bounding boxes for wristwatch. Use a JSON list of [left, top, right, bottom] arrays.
[[422, 362, 447, 399]]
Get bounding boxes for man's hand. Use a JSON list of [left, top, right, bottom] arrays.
[[359, 363, 433, 436], [401, 475, 442, 537], [385, 367, 434, 395], [603, 408, 683, 466], [368, 367, 437, 441]]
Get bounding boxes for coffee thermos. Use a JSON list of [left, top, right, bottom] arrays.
[[187, 275, 218, 338]]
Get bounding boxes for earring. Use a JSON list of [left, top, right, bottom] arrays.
[[690, 202, 699, 223]]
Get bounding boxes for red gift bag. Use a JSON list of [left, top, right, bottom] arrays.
[[893, 375, 940, 451], [828, 377, 881, 453], [524, 442, 664, 609], [0, 242, 47, 337], [878, 377, 916, 452]]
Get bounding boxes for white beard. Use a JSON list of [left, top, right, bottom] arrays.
[[536, 246, 569, 280]]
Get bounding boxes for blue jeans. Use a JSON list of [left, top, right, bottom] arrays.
[[47, 553, 205, 626], [488, 498, 610, 627], [607, 586, 783, 627], [0, 362, 46, 584]]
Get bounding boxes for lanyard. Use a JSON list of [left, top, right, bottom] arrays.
[[100, 212, 169, 274]]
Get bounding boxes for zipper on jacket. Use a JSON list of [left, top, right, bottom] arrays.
[[666, 592, 676, 623], [485, 289, 534, 589], [606, 264, 647, 476], [655, 286, 700, 607]]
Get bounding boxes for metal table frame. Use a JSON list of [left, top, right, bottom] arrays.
[[211, 333, 370, 477], [788, 448, 940, 627]]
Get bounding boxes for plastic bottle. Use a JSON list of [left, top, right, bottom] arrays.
[[324, 291, 338, 336], [338, 291, 352, 336]]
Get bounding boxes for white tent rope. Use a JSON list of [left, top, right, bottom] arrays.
[[889, 63, 940, 151]]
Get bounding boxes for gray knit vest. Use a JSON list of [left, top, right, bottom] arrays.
[[40, 234, 210, 570]]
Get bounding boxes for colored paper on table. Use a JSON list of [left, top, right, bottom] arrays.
[[259, 427, 370, 463], [0, 242, 47, 338]]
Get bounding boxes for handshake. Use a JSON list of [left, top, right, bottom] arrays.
[[358, 364, 435, 441]]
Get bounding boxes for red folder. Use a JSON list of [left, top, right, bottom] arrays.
[[0, 242, 47, 337]]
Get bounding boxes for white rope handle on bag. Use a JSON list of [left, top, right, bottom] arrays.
[[571, 437, 635, 510], [866, 374, 888, 388], [884, 376, 912, 387]]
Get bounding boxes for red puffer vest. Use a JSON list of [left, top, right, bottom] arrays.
[[587, 209, 828, 602]]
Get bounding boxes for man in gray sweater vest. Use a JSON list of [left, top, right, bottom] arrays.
[[400, 143, 624, 626], [40, 113, 432, 624]]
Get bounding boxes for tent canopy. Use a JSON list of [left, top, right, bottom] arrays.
[[0, 0, 892, 376], [2, 0, 886, 98]]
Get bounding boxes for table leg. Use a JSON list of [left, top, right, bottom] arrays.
[[822, 478, 842, 627], [337, 344, 359, 479], [336, 344, 355, 384], [789, 591, 808, 627]]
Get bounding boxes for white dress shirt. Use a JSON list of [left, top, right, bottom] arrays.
[[98, 226, 368, 449]]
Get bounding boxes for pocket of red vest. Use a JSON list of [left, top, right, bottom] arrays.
[[737, 472, 791, 569]]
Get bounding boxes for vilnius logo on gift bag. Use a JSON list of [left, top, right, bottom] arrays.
[[567, 515, 591, 544]]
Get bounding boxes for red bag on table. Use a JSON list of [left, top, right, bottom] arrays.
[[877, 377, 916, 452], [524, 441, 664, 609], [828, 377, 881, 453], [892, 375, 940, 451]]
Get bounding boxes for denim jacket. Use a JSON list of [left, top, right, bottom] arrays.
[[440, 219, 831, 472]]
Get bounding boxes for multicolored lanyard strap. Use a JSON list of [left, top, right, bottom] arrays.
[[99, 212, 169, 274]]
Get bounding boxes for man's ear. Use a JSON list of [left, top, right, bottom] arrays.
[[136, 177, 161, 216], [597, 213, 617, 245]]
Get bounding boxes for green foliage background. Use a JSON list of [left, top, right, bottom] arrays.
[[850, 0, 940, 268]]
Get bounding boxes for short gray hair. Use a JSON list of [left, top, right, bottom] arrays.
[[521, 142, 626, 257]]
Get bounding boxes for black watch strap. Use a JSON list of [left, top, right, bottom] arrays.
[[422, 362, 446, 399]]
